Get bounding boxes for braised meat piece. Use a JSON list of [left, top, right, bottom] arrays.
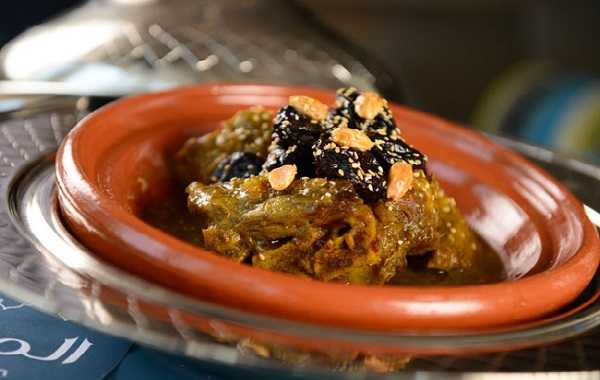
[[186, 170, 495, 284], [187, 176, 378, 283]]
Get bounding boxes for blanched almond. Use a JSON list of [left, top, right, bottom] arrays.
[[331, 127, 374, 151], [355, 91, 386, 120], [387, 162, 413, 200], [289, 95, 328, 121], [268, 164, 297, 190]]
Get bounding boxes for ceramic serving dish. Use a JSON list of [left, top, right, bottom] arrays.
[[56, 84, 600, 332]]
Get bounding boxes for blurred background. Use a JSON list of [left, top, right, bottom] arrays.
[[1, 0, 600, 159]]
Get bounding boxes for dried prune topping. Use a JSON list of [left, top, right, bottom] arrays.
[[313, 137, 386, 203], [263, 88, 427, 201], [263, 145, 315, 177], [263, 105, 322, 177], [368, 132, 428, 172], [326, 89, 361, 131], [272, 105, 322, 148], [328, 87, 396, 134], [328, 87, 427, 172], [211, 152, 264, 182]]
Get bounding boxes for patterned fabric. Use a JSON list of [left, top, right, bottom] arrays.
[[0, 295, 131, 380]]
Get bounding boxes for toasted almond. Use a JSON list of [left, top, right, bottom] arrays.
[[268, 164, 297, 190], [289, 95, 328, 121], [331, 127, 374, 151], [355, 91, 386, 120], [387, 162, 413, 200]]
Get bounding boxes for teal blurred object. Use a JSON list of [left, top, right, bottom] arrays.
[[473, 61, 600, 162]]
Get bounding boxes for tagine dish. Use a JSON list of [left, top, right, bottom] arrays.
[[56, 83, 599, 342]]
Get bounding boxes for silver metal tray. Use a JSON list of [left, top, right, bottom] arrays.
[[1, 100, 600, 377]]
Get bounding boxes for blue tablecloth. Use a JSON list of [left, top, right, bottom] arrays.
[[0, 294, 232, 380], [0, 295, 130, 379]]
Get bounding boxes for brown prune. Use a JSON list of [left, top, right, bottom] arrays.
[[263, 105, 323, 177], [272, 105, 322, 148], [210, 152, 263, 182], [313, 138, 386, 203], [328, 87, 427, 172], [328, 87, 396, 133], [368, 131, 428, 172], [262, 145, 315, 177]]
